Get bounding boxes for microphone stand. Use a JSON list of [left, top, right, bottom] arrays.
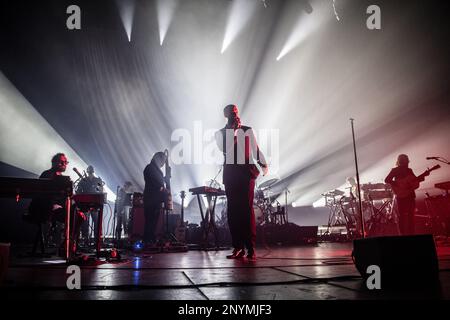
[[284, 188, 290, 223], [112, 185, 120, 245], [350, 118, 365, 238], [430, 157, 450, 165], [209, 167, 223, 188]]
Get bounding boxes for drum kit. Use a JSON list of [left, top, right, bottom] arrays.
[[212, 177, 287, 228], [254, 178, 287, 226], [323, 183, 397, 239]]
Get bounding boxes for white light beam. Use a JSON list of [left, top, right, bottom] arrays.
[[115, 0, 136, 42], [0, 72, 116, 201], [156, 0, 179, 46]]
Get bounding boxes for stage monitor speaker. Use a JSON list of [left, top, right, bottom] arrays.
[[185, 226, 231, 246], [352, 234, 439, 290]]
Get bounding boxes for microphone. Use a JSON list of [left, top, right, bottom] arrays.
[[73, 167, 83, 179], [426, 157, 439, 160]]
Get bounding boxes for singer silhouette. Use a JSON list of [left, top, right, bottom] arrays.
[[28, 153, 85, 254], [215, 104, 268, 261], [75, 165, 105, 245], [385, 154, 425, 235], [143, 152, 168, 245]]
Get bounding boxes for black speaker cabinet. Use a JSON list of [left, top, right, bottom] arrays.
[[256, 224, 318, 245], [352, 234, 439, 289]]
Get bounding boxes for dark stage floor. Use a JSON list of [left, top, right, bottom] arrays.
[[2, 242, 450, 300]]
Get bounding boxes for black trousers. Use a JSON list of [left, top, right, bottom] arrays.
[[397, 196, 416, 235], [52, 206, 84, 254], [81, 209, 99, 241], [225, 177, 256, 251], [143, 201, 162, 243], [115, 206, 130, 240]]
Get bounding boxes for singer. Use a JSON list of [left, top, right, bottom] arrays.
[[215, 104, 268, 261]]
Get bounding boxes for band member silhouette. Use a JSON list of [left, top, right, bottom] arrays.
[[115, 181, 133, 241], [29, 153, 85, 254], [143, 152, 168, 245], [384, 154, 427, 235], [76, 165, 104, 245], [215, 104, 268, 260]]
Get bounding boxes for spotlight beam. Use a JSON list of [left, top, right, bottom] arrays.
[[276, 0, 333, 61], [156, 0, 179, 46], [0, 72, 116, 201], [115, 0, 136, 42], [221, 0, 259, 54]]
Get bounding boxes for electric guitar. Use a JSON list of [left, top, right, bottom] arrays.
[[391, 165, 440, 198]]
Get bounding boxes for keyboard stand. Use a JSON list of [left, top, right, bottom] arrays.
[[195, 193, 221, 250]]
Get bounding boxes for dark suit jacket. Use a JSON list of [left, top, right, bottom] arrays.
[[216, 125, 266, 185], [143, 161, 165, 205]]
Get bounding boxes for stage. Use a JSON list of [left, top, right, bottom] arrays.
[[1, 0, 450, 308], [3, 241, 450, 300]]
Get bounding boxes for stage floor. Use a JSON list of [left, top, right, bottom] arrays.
[[3, 242, 450, 300]]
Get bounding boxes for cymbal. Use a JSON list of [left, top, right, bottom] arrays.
[[361, 183, 387, 190], [322, 189, 345, 197], [258, 178, 279, 189]]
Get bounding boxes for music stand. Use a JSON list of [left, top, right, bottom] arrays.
[[161, 203, 178, 243]]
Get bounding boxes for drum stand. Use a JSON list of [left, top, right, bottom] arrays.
[[366, 196, 399, 236], [325, 196, 348, 237], [197, 194, 220, 250], [339, 197, 360, 239]]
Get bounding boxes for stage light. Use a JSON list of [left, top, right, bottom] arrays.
[[0, 72, 116, 201], [156, 0, 179, 46], [115, 0, 136, 42], [133, 240, 144, 251], [221, 0, 258, 53]]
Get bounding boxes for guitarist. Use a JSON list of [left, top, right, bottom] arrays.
[[384, 154, 428, 235]]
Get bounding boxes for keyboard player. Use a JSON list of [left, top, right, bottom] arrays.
[[75, 165, 105, 246], [28, 153, 85, 254]]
